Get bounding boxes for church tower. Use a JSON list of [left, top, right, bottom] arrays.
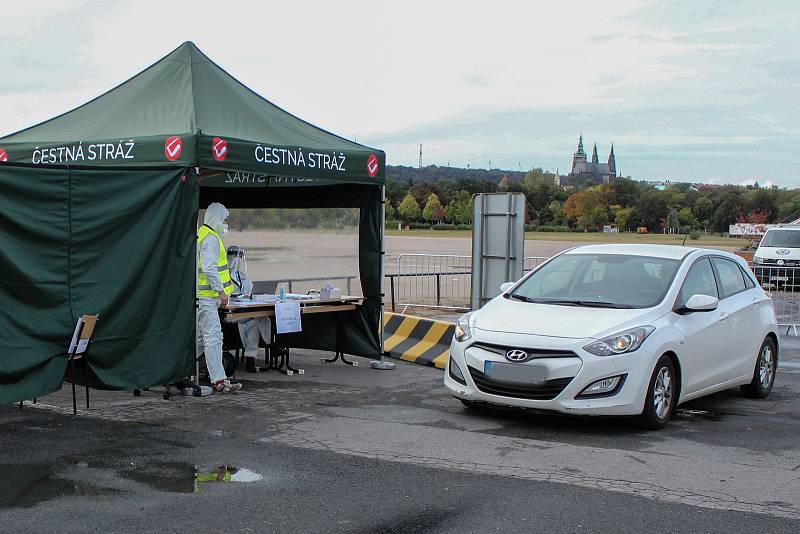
[[608, 144, 616, 176], [571, 134, 587, 174], [592, 143, 599, 164]]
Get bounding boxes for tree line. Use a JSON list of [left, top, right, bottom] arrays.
[[386, 167, 797, 233]]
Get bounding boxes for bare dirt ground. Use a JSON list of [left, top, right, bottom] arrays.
[[224, 230, 742, 298]]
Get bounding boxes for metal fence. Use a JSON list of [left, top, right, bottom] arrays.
[[751, 265, 800, 333], [385, 254, 549, 313], [384, 254, 800, 331], [386, 254, 471, 312]]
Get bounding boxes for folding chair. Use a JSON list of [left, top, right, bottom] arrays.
[[66, 314, 99, 415]]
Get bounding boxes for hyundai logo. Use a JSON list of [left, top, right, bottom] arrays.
[[506, 349, 529, 362], [777, 249, 791, 255]]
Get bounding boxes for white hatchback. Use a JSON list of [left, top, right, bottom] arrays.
[[445, 244, 779, 429]]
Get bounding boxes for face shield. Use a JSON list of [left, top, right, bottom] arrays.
[[204, 202, 229, 236], [226, 245, 247, 275]]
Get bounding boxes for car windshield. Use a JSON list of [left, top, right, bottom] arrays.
[[508, 253, 681, 309], [760, 230, 800, 248]]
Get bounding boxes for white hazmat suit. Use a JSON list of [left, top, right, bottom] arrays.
[[196, 203, 230, 385], [228, 246, 271, 370]]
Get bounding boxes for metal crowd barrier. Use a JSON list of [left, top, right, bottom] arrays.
[[384, 255, 550, 313], [750, 264, 800, 334]]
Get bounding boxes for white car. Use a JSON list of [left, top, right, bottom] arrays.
[[445, 244, 779, 429], [752, 225, 800, 287]]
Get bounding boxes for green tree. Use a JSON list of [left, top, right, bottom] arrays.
[[397, 193, 421, 222], [709, 190, 743, 233], [445, 190, 473, 224], [422, 193, 444, 222], [692, 196, 715, 227], [611, 204, 635, 230], [635, 189, 668, 231], [665, 208, 680, 233], [678, 207, 698, 229], [385, 200, 396, 220]]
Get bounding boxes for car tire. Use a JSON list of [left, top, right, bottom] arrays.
[[740, 337, 777, 399], [638, 355, 677, 430]]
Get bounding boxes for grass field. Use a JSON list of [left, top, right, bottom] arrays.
[[385, 229, 749, 248]]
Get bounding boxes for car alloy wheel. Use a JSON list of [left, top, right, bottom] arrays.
[[758, 345, 774, 389], [653, 366, 673, 420]]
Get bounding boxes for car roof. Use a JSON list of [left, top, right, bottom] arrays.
[[562, 243, 700, 260], [766, 225, 800, 231]]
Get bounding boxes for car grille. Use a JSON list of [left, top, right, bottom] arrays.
[[467, 366, 574, 400], [469, 342, 576, 359], [760, 259, 800, 266]]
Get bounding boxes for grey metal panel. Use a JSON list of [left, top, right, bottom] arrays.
[[470, 192, 526, 309]]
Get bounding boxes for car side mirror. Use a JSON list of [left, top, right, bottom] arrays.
[[679, 294, 719, 314], [500, 282, 514, 293]]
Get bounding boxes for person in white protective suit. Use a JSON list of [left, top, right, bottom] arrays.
[[227, 245, 271, 373], [196, 203, 242, 393]]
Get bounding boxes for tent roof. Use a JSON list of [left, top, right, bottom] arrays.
[[0, 42, 384, 184]]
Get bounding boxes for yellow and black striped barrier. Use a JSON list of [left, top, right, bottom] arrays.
[[382, 312, 455, 369]]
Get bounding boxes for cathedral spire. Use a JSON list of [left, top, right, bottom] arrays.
[[608, 143, 616, 174], [574, 134, 586, 159], [592, 143, 599, 164]]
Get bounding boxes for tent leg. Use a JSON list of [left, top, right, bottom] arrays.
[[84, 358, 90, 410], [372, 185, 395, 371], [70, 358, 77, 415]]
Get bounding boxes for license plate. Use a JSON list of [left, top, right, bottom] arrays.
[[484, 361, 546, 384]]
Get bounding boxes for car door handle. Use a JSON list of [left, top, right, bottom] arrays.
[[719, 312, 729, 321]]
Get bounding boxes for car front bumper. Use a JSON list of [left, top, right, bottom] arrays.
[[444, 330, 652, 416]]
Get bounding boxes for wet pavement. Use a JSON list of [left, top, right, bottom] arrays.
[[2, 338, 800, 533]]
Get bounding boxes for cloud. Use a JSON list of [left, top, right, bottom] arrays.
[[0, 0, 798, 185]]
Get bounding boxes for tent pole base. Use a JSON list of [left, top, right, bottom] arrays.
[[370, 353, 396, 370]]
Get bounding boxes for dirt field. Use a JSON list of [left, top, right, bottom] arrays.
[[224, 229, 744, 299]]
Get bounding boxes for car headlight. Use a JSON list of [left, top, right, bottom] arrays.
[[583, 326, 655, 356], [753, 256, 764, 265], [454, 312, 473, 343]]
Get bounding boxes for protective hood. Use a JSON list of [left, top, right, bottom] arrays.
[[204, 203, 229, 235], [227, 245, 247, 275]]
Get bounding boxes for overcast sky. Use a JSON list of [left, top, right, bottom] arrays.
[[1, 1, 798, 185]]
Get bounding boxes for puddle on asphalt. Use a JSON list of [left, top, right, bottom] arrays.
[[120, 462, 262, 494], [0, 461, 263, 509], [0, 464, 118, 509]]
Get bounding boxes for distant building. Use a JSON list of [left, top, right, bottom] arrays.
[[559, 135, 616, 187]]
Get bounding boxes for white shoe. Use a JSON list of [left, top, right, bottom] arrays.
[[213, 380, 242, 393]]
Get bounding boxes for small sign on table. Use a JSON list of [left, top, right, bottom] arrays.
[[275, 301, 302, 334]]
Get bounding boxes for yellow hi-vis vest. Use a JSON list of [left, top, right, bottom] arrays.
[[197, 225, 233, 298]]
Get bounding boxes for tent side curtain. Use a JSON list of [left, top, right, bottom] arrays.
[[200, 184, 382, 358], [0, 165, 197, 404]]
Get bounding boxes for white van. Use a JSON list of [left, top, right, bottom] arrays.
[[752, 225, 800, 286]]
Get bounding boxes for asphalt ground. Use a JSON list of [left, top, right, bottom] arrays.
[[2, 339, 800, 533]]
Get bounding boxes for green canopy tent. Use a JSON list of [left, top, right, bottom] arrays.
[[0, 42, 386, 404]]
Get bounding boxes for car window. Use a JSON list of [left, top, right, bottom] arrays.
[[678, 258, 718, 305], [511, 254, 681, 308], [712, 257, 747, 298], [740, 265, 756, 289], [760, 229, 800, 248]]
